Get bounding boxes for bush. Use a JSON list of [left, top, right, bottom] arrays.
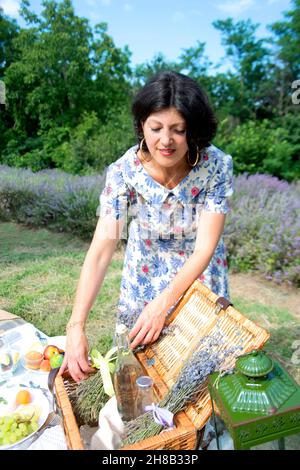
[[0, 166, 299, 286], [215, 119, 299, 181], [225, 174, 300, 286], [0, 165, 106, 239], [51, 109, 135, 174]]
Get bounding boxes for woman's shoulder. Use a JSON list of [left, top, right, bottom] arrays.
[[107, 145, 137, 170], [103, 145, 138, 191], [205, 144, 231, 160], [202, 144, 233, 172]]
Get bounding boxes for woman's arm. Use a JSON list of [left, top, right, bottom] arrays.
[[59, 215, 125, 382], [129, 211, 226, 349]]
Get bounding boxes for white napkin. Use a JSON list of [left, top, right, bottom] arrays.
[[90, 396, 124, 450], [27, 425, 68, 450]]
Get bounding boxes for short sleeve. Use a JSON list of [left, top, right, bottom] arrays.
[[98, 162, 129, 221], [204, 153, 234, 214]]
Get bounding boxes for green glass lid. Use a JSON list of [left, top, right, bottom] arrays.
[[236, 349, 274, 378]]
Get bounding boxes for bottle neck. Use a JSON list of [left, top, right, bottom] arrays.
[[116, 331, 131, 357]]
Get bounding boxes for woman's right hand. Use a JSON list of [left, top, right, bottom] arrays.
[[59, 325, 94, 383]]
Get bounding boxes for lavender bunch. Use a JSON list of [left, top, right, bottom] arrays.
[[122, 326, 243, 446]]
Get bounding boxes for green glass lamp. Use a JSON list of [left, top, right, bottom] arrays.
[[208, 349, 300, 450]]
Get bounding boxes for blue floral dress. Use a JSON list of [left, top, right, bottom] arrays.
[[99, 144, 233, 329]]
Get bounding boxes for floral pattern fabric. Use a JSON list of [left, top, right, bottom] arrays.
[[99, 144, 234, 329]]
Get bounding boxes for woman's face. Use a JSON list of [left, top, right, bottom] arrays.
[[141, 107, 189, 169]]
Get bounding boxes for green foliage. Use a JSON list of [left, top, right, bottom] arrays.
[[213, 18, 271, 121], [53, 108, 135, 174], [215, 119, 299, 181], [1, 0, 132, 171], [0, 0, 299, 181]]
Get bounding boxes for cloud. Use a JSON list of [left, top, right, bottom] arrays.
[[123, 3, 132, 11], [101, 0, 112, 5], [172, 11, 185, 23], [0, 0, 20, 17], [217, 0, 255, 16]]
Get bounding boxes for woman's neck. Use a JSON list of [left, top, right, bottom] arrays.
[[137, 150, 190, 188]]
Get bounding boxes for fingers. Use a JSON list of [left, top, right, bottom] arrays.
[[130, 325, 149, 349], [129, 317, 144, 340], [143, 327, 158, 344], [78, 357, 95, 374], [58, 355, 68, 376], [61, 354, 92, 383]]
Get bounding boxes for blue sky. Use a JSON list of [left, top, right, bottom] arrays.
[[0, 0, 292, 71]]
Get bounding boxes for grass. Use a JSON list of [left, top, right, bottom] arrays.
[[0, 222, 299, 381], [231, 297, 300, 381], [0, 222, 123, 352]]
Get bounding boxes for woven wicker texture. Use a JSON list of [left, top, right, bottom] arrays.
[[55, 279, 270, 450], [135, 279, 270, 431]]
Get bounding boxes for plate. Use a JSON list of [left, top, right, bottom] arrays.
[[0, 385, 49, 449]]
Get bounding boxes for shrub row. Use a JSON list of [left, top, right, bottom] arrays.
[[1, 165, 299, 286]]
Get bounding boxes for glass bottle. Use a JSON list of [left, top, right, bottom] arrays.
[[0, 336, 13, 382], [135, 375, 155, 418], [113, 323, 144, 422]]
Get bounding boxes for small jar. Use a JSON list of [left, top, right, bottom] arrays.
[[135, 376, 155, 417]]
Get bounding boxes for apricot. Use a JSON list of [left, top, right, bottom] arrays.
[[40, 359, 51, 372], [16, 390, 32, 405]]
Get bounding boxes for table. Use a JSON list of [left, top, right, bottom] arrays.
[[0, 309, 67, 450]]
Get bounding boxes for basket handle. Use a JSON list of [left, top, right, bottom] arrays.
[[215, 297, 233, 315], [48, 367, 60, 396]]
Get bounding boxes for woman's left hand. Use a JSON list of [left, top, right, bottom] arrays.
[[129, 297, 167, 349]]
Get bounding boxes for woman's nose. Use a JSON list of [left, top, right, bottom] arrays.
[[160, 131, 173, 146]]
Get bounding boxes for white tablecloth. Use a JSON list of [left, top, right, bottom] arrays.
[[0, 322, 68, 450]]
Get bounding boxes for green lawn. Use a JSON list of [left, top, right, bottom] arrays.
[[0, 222, 123, 352], [0, 222, 299, 382]]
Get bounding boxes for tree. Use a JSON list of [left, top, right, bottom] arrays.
[[0, 8, 20, 77], [2, 0, 132, 170], [268, 0, 300, 115], [213, 18, 271, 121], [131, 52, 181, 91]]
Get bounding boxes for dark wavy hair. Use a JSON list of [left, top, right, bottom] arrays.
[[131, 71, 218, 165]]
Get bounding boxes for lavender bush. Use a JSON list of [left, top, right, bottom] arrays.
[[0, 165, 106, 239], [0, 166, 299, 286], [225, 174, 300, 287]]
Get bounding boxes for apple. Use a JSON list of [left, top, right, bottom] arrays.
[[50, 354, 64, 369], [43, 345, 60, 360]]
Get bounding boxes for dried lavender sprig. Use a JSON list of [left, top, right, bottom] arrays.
[[122, 326, 244, 446]]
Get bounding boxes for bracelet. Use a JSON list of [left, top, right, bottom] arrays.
[[66, 320, 85, 331]]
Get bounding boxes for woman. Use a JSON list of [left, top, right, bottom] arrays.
[[60, 71, 233, 383]]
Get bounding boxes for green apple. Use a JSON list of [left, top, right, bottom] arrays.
[[50, 353, 64, 369]]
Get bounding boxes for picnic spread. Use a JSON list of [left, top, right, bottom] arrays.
[[1, 280, 300, 451]]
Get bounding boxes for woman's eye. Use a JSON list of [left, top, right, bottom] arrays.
[[151, 128, 160, 132], [176, 130, 186, 134]]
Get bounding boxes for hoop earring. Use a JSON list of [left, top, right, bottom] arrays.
[[139, 138, 152, 162], [187, 147, 200, 167]]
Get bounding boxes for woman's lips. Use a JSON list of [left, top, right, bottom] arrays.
[[159, 149, 175, 156]]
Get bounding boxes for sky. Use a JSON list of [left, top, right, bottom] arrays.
[[0, 0, 292, 71]]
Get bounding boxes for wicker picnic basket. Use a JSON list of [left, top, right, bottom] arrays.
[[52, 279, 270, 450]]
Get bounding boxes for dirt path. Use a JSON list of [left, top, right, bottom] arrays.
[[229, 272, 300, 319]]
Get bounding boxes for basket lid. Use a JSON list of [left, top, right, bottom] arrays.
[[236, 349, 274, 377]]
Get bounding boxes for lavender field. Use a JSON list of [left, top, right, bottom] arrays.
[[0, 165, 299, 287]]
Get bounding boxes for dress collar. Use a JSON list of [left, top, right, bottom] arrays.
[[125, 145, 206, 206]]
